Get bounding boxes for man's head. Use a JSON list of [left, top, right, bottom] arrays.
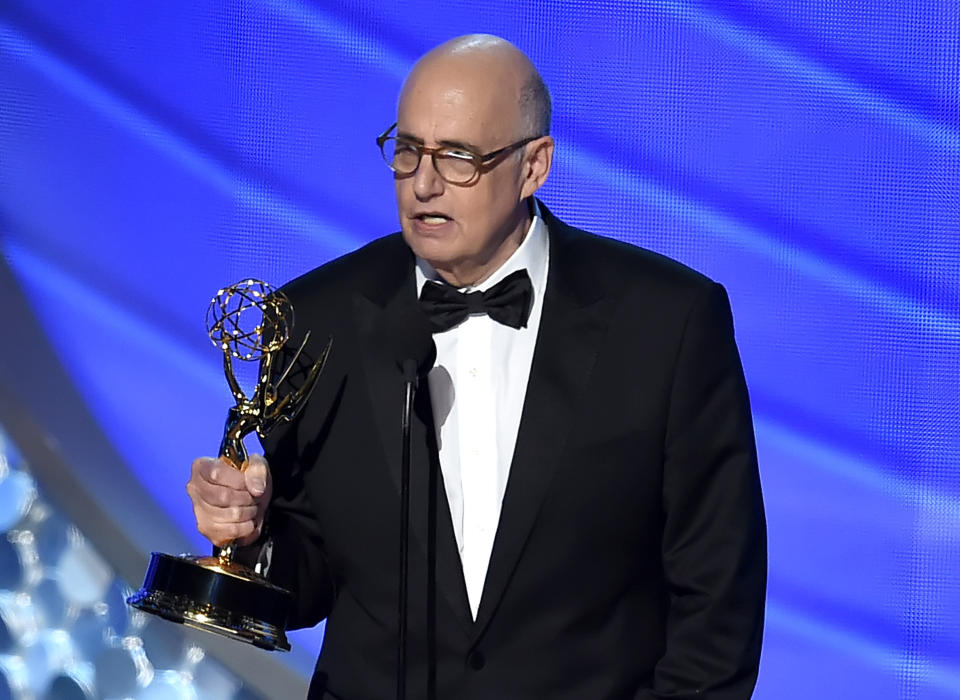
[[389, 35, 554, 287]]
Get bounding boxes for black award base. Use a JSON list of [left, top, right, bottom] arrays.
[[127, 552, 292, 652]]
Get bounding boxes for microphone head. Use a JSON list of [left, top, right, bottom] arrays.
[[401, 358, 419, 383], [393, 305, 436, 382]]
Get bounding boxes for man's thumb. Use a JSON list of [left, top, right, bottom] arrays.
[[244, 455, 270, 498]]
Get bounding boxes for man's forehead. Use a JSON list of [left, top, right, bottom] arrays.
[[402, 70, 497, 109], [397, 70, 519, 142], [394, 108, 504, 151]]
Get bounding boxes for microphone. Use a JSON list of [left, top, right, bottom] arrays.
[[395, 308, 437, 385], [393, 304, 435, 700]]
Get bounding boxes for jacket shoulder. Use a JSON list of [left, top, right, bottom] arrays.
[[279, 233, 408, 305], [549, 214, 716, 303]]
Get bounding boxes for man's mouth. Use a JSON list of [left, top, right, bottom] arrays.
[[413, 213, 451, 225]]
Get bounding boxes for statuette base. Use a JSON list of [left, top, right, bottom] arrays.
[[127, 552, 291, 652]]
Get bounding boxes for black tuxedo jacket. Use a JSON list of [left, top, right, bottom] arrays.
[[258, 203, 766, 700]]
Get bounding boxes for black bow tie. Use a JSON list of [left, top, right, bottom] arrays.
[[419, 269, 533, 333]]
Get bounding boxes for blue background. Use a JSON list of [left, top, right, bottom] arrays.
[[1, 0, 958, 696]]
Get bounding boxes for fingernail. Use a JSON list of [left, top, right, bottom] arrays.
[[250, 479, 265, 496]]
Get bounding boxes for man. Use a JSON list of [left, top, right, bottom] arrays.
[[187, 35, 766, 699]]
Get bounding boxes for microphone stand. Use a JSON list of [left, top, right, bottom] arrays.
[[397, 359, 418, 700]]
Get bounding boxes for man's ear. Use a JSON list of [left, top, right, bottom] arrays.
[[520, 136, 555, 199]]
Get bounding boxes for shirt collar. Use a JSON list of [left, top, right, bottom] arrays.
[[415, 198, 549, 299]]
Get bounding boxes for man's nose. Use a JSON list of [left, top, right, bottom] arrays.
[[412, 155, 445, 200]]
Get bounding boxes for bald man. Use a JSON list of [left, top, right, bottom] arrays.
[[188, 35, 766, 700]]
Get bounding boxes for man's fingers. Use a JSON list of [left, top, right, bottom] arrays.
[[187, 475, 256, 508], [242, 454, 272, 499], [188, 455, 269, 548], [194, 502, 258, 525], [203, 521, 258, 548], [191, 500, 262, 546], [193, 456, 246, 490]]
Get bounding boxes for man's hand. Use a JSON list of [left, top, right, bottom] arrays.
[[186, 454, 272, 547]]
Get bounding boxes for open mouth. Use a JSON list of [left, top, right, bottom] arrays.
[[413, 213, 452, 226]]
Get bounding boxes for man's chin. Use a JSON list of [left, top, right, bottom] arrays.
[[402, 228, 459, 264]]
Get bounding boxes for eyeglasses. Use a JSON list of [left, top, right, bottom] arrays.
[[376, 122, 541, 186]]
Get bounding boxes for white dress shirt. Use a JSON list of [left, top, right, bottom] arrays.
[[415, 203, 550, 620]]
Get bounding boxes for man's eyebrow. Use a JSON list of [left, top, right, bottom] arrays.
[[396, 131, 424, 144], [396, 131, 482, 153], [437, 138, 482, 153]]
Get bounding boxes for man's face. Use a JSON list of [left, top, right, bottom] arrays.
[[394, 62, 533, 286]]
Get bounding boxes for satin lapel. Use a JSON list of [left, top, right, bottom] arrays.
[[471, 210, 614, 639], [353, 253, 474, 635]]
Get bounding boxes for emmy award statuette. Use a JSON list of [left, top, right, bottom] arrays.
[[128, 279, 330, 651]]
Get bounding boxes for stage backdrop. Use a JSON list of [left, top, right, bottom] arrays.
[[1, 0, 958, 696]]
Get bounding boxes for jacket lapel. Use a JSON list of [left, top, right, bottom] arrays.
[[352, 237, 474, 635], [471, 207, 614, 639]]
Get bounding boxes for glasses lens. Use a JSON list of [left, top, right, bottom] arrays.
[[381, 138, 421, 174], [435, 150, 478, 184]]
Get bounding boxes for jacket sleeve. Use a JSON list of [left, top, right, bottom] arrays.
[[637, 282, 767, 699], [238, 336, 339, 631], [259, 430, 338, 630]]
